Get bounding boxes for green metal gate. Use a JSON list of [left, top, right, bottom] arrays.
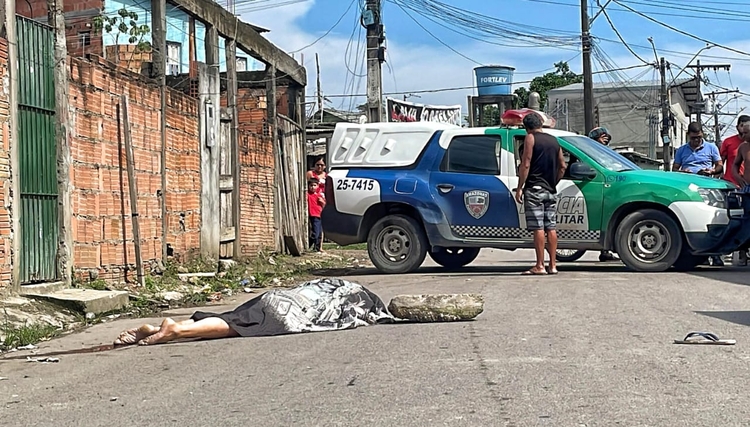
[[17, 16, 58, 284]]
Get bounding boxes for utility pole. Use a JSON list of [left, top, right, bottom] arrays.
[[315, 53, 322, 124], [705, 89, 740, 146], [659, 57, 671, 170], [686, 61, 731, 124], [151, 0, 168, 261], [580, 0, 595, 134], [365, 0, 384, 123]]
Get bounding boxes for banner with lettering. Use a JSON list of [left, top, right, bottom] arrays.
[[386, 97, 462, 126]]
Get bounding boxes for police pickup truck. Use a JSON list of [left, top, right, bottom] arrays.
[[321, 111, 750, 274]]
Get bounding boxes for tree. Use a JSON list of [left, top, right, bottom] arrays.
[[513, 61, 582, 110], [92, 8, 151, 63]]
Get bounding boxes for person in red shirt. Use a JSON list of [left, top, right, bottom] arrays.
[[307, 179, 326, 252], [719, 115, 750, 186]]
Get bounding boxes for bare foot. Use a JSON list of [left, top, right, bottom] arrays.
[[114, 324, 159, 346], [138, 318, 179, 346]]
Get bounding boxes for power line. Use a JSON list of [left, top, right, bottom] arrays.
[[288, 0, 357, 53], [611, 0, 750, 58]]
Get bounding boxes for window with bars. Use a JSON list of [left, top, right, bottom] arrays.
[[167, 41, 181, 75]]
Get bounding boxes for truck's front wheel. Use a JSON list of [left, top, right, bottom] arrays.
[[428, 247, 480, 270], [614, 209, 682, 272], [367, 214, 428, 274]]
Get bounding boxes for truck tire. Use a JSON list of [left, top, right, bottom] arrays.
[[555, 249, 586, 262], [367, 214, 428, 274], [428, 247, 480, 270], [614, 209, 682, 272]]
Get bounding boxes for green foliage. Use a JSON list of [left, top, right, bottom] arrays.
[[2, 314, 59, 350], [92, 7, 151, 52], [513, 61, 582, 109]]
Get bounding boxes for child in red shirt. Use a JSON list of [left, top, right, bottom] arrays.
[[307, 179, 326, 252]]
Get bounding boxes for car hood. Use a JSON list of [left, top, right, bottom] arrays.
[[618, 169, 735, 190]]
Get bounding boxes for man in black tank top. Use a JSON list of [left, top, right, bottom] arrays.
[[515, 113, 567, 275]]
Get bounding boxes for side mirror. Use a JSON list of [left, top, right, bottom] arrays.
[[570, 161, 597, 180]]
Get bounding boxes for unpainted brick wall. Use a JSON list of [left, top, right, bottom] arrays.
[[0, 38, 13, 289], [69, 55, 200, 281], [16, 0, 104, 58], [104, 45, 152, 74], [228, 88, 278, 255]]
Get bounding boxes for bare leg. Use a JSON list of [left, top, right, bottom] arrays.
[[138, 317, 239, 346], [533, 229, 546, 270], [546, 229, 558, 272], [114, 324, 160, 346]]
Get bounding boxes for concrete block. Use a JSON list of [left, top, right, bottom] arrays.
[[388, 294, 485, 322], [18, 281, 67, 296], [33, 289, 130, 315]]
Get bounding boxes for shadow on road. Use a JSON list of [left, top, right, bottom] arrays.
[[688, 267, 750, 288], [696, 310, 750, 327], [311, 262, 631, 278]]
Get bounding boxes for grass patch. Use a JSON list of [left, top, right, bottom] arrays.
[[1, 318, 59, 350], [323, 242, 368, 251]]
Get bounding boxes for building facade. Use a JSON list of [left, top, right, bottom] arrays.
[[16, 0, 266, 73], [546, 78, 700, 161]]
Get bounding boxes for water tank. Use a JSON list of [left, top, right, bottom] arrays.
[[474, 65, 515, 96]]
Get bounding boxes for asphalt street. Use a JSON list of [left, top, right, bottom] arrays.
[[3, 249, 750, 426]]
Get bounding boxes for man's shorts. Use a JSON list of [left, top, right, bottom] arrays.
[[524, 187, 557, 231]]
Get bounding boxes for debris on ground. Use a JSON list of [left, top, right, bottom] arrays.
[[388, 294, 485, 322], [26, 356, 60, 363]]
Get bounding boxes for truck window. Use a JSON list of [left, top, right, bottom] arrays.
[[440, 135, 500, 175]]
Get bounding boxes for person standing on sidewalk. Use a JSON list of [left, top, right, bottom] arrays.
[[720, 115, 750, 186], [307, 179, 326, 252], [588, 126, 619, 262], [673, 122, 725, 266], [515, 113, 567, 275], [720, 116, 750, 265]]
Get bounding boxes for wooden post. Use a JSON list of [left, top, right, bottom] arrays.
[[48, 0, 73, 286], [188, 16, 196, 78], [226, 36, 240, 258], [151, 0, 168, 261], [120, 95, 144, 286], [266, 63, 281, 251]]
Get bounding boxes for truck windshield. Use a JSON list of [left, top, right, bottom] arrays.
[[560, 136, 641, 172]]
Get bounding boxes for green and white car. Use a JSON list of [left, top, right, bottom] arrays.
[[321, 118, 750, 274]]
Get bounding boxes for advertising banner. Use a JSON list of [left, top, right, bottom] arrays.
[[386, 97, 462, 126]]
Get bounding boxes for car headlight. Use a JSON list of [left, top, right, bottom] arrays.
[[698, 188, 726, 209]]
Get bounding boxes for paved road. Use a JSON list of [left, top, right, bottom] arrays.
[[4, 249, 750, 426]]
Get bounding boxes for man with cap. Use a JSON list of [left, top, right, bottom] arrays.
[[588, 127, 619, 262]]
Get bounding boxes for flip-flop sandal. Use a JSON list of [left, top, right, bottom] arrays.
[[546, 267, 559, 275], [522, 268, 547, 275], [673, 331, 736, 345]]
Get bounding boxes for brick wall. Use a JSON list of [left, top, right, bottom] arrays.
[[0, 38, 12, 289], [104, 45, 152, 74], [233, 88, 276, 255], [69, 55, 200, 281], [16, 0, 104, 58]]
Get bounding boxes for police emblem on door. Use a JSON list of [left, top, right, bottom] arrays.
[[464, 190, 489, 219]]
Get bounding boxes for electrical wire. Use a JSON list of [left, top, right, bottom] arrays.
[[288, 0, 357, 54]]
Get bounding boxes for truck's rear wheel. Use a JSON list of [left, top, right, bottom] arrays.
[[367, 214, 428, 274], [428, 247, 480, 270], [614, 209, 682, 272], [555, 249, 586, 262]]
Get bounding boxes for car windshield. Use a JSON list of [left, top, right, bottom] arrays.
[[559, 135, 641, 172]]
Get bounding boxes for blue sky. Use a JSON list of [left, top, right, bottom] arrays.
[[239, 0, 750, 133]]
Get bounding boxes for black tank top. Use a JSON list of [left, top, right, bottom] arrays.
[[525, 132, 560, 194]]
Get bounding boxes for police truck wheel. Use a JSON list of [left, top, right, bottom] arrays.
[[428, 247, 480, 270], [367, 214, 428, 274], [614, 209, 682, 272], [555, 249, 586, 262]]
